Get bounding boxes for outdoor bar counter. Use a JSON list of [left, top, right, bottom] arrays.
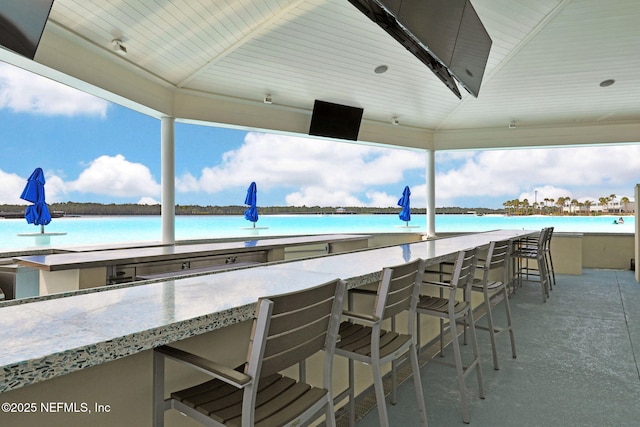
[[10, 234, 371, 296], [14, 234, 372, 272], [0, 229, 534, 425]]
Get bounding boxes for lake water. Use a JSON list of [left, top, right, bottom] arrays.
[[0, 214, 633, 251]]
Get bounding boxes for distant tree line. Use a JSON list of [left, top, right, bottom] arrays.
[[0, 202, 503, 216]]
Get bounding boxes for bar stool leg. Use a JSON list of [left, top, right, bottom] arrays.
[[410, 341, 429, 427], [468, 309, 485, 399], [417, 312, 422, 355], [502, 284, 517, 360], [440, 318, 445, 356], [450, 311, 471, 423], [539, 254, 549, 302], [372, 358, 390, 427], [484, 286, 500, 370], [391, 315, 397, 405], [348, 358, 356, 427]]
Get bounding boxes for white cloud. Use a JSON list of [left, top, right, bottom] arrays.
[[67, 154, 161, 198], [192, 132, 426, 206], [0, 63, 108, 117], [0, 169, 66, 204], [42, 174, 67, 203], [55, 144, 640, 207], [286, 187, 364, 207], [435, 145, 640, 206], [0, 169, 28, 204], [364, 190, 398, 208], [175, 173, 200, 193], [138, 197, 160, 205], [408, 184, 427, 207], [1, 157, 159, 205]]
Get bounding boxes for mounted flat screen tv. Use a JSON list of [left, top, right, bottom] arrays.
[[0, 0, 54, 59], [309, 100, 364, 141], [348, 0, 492, 98]]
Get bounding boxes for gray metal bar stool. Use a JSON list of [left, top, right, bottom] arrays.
[[335, 258, 428, 427], [416, 247, 485, 424], [470, 239, 517, 370], [513, 227, 551, 302], [153, 278, 346, 427]]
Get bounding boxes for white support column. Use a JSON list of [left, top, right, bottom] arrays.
[[426, 148, 436, 238], [161, 116, 175, 245], [635, 184, 639, 282]]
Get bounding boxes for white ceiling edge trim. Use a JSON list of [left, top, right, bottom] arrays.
[[434, 121, 640, 151], [34, 27, 173, 118], [173, 91, 435, 150]]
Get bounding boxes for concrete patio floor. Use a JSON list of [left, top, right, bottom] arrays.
[[353, 268, 640, 426]]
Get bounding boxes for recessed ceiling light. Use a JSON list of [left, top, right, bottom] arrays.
[[374, 65, 388, 74], [599, 79, 615, 87]]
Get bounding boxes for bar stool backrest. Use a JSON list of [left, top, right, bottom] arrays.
[[451, 247, 478, 301], [375, 258, 425, 324], [248, 279, 346, 380], [483, 240, 511, 284], [543, 227, 554, 251]]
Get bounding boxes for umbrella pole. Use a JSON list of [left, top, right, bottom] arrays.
[[253, 222, 256, 228], [40, 224, 45, 234]]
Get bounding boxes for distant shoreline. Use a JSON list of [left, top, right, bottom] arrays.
[[0, 203, 504, 217]]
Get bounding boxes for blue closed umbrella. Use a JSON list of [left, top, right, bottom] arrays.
[[243, 182, 258, 226], [20, 167, 51, 232], [398, 186, 411, 225]]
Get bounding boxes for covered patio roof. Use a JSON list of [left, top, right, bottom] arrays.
[[2, 0, 639, 152]]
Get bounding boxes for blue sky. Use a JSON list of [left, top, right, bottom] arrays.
[[0, 61, 638, 209]]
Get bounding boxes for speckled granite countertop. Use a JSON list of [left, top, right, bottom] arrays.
[[0, 230, 534, 393]]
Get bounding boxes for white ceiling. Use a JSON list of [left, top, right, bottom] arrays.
[[2, 0, 640, 151]]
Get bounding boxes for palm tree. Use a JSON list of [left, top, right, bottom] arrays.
[[555, 197, 567, 215], [584, 200, 593, 216], [609, 194, 617, 214], [503, 200, 513, 215], [599, 196, 610, 214], [503, 199, 519, 215], [621, 196, 630, 213], [514, 199, 522, 215], [571, 199, 579, 215], [515, 198, 524, 215]]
